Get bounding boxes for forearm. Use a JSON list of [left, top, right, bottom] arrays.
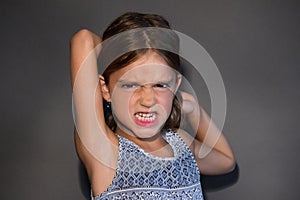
[[181, 91, 235, 167], [193, 107, 234, 160], [70, 29, 101, 87], [185, 105, 235, 174]]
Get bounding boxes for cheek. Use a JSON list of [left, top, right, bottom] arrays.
[[157, 93, 175, 113], [111, 90, 133, 116]]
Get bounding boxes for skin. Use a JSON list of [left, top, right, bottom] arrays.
[[70, 29, 236, 197], [102, 52, 182, 154]]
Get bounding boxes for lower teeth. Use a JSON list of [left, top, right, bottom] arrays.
[[136, 114, 155, 122]]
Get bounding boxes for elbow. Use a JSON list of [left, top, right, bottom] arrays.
[[70, 29, 94, 47], [222, 156, 236, 173]]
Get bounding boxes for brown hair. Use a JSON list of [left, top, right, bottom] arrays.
[[101, 12, 181, 132]]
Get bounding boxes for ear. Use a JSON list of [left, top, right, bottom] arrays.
[[99, 75, 111, 102], [174, 73, 182, 93]]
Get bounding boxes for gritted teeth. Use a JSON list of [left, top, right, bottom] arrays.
[[134, 112, 156, 122]]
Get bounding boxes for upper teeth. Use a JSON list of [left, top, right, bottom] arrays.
[[135, 113, 156, 121]]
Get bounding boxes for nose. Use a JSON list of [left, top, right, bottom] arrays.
[[139, 85, 156, 107]]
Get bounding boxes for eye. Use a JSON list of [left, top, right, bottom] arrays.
[[154, 83, 169, 89], [121, 83, 138, 89]]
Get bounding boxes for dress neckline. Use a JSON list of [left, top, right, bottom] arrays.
[[117, 131, 178, 160]]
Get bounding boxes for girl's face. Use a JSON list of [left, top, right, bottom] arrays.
[[104, 51, 181, 139]]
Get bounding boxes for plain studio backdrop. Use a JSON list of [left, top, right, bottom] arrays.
[[1, 0, 299, 199]]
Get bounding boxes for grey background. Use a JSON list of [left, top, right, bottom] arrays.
[[1, 0, 300, 199]]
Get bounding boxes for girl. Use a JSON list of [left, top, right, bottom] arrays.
[[70, 12, 235, 199]]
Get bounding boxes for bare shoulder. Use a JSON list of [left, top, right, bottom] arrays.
[[176, 129, 196, 153]]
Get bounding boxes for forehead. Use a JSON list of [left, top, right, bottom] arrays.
[[111, 51, 177, 83]]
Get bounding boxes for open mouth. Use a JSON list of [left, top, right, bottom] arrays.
[[134, 112, 156, 121], [134, 112, 157, 126]]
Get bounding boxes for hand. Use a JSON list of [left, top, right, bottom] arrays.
[[179, 91, 201, 133], [180, 91, 199, 115]]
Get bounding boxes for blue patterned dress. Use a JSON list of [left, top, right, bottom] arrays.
[[92, 130, 203, 200]]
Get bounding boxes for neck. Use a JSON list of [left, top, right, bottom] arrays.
[[115, 127, 174, 157]]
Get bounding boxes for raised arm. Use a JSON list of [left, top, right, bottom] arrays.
[[70, 29, 118, 170], [180, 91, 235, 175]]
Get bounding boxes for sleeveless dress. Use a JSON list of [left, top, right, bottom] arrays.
[[92, 130, 203, 200]]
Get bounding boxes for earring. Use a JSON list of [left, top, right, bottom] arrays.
[[104, 101, 111, 111], [106, 101, 111, 109], [104, 101, 111, 120]]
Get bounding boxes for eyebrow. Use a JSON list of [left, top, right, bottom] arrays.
[[117, 78, 174, 85], [117, 79, 139, 84]]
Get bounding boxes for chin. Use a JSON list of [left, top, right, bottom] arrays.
[[132, 127, 162, 139]]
